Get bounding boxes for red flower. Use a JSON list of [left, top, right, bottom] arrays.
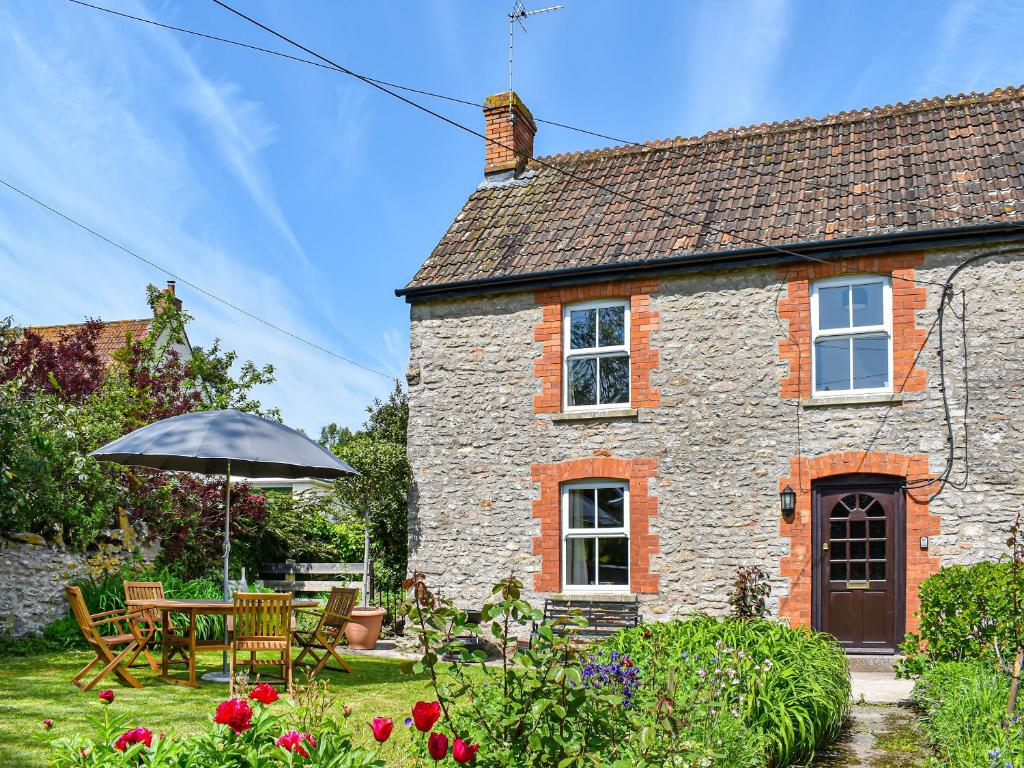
[[249, 684, 279, 705], [642, 629, 652, 639], [276, 730, 316, 758], [214, 698, 254, 734], [114, 727, 153, 752], [428, 732, 449, 760], [411, 701, 442, 732], [342, 704, 352, 718], [98, 690, 115, 704], [623, 657, 634, 668], [42, 719, 54, 730], [370, 717, 393, 743], [452, 738, 479, 764]]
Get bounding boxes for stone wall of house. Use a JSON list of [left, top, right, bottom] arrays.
[[404, 244, 1024, 622], [0, 519, 158, 637]]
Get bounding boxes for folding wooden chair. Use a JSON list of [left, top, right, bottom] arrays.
[[64, 585, 151, 690], [293, 586, 357, 677], [123, 581, 183, 667], [229, 592, 293, 696]]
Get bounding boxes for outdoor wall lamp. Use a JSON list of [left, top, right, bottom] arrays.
[[780, 485, 797, 517]]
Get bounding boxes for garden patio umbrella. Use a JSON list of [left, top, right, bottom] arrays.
[[90, 408, 358, 679]]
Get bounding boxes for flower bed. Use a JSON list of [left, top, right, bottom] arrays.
[[913, 661, 1021, 767], [602, 616, 851, 766], [400, 574, 849, 767]]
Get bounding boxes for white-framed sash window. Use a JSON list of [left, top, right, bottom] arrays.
[[562, 481, 630, 592], [811, 275, 893, 396], [563, 300, 630, 410]]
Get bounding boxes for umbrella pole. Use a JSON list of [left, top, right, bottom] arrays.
[[222, 461, 231, 676]]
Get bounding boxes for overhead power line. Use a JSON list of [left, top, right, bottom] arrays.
[[0, 175, 394, 380], [68, 0, 1022, 260], [208, 0, 955, 289]]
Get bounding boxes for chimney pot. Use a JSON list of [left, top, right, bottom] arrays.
[[483, 91, 536, 177], [166, 280, 176, 295]]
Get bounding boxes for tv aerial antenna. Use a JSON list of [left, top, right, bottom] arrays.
[[508, 2, 563, 120]]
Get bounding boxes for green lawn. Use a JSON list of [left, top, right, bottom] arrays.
[[0, 648, 443, 767]]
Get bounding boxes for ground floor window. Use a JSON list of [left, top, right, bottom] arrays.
[[562, 481, 629, 591]]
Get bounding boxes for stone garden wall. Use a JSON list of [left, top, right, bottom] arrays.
[[0, 516, 158, 637]]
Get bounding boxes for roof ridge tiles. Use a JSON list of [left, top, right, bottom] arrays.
[[531, 84, 1024, 167]]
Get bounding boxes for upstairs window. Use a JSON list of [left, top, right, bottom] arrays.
[[811, 276, 892, 396], [563, 300, 630, 409], [562, 481, 630, 591]]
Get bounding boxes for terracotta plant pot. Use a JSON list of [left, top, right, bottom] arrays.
[[345, 607, 386, 650]]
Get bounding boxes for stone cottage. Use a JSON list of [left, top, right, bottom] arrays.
[[397, 86, 1024, 654]]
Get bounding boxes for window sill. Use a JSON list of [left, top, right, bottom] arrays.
[[551, 592, 636, 601], [550, 408, 639, 422], [801, 392, 904, 408]]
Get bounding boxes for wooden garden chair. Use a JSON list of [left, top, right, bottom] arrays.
[[229, 592, 293, 695], [123, 581, 185, 667], [64, 585, 152, 690], [293, 586, 357, 677]]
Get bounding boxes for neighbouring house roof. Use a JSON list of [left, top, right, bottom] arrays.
[[25, 319, 154, 366], [400, 85, 1024, 298]]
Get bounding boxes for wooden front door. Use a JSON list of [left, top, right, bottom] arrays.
[[814, 476, 905, 652]]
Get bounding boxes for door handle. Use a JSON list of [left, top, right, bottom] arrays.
[[822, 542, 829, 551]]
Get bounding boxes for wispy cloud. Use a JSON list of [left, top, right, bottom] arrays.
[[0, 0, 398, 432], [677, 0, 793, 133], [919, 0, 1024, 95]]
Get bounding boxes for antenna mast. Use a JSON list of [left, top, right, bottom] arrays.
[[508, 2, 563, 120]]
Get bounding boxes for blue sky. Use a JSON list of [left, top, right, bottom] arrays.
[[1, 0, 1022, 434]]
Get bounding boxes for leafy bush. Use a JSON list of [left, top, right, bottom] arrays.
[[401, 574, 842, 767], [42, 566, 230, 648], [897, 561, 1017, 677], [729, 564, 772, 620], [604, 616, 850, 767], [913, 661, 1022, 767]]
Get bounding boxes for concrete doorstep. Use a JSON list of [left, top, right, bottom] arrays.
[[850, 670, 915, 705]]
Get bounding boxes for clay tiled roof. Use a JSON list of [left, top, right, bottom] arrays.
[[404, 86, 1024, 294], [26, 319, 153, 366]]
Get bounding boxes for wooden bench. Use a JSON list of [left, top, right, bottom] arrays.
[[526, 596, 640, 647], [258, 561, 366, 598]]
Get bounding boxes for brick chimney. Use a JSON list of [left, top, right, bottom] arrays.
[[161, 280, 182, 312], [483, 91, 536, 177]]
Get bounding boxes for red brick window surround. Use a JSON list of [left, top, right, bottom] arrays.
[[778, 253, 927, 399], [534, 280, 660, 414], [531, 456, 659, 594], [778, 451, 940, 632]]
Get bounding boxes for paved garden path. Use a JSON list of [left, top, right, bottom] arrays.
[[813, 672, 928, 767]]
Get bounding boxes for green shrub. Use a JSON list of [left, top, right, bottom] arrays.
[[42, 565, 228, 647], [402, 574, 842, 767], [898, 561, 1017, 677], [603, 616, 851, 767], [914, 661, 1020, 767]]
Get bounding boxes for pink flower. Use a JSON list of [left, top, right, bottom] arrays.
[[452, 738, 479, 764], [428, 732, 449, 760], [114, 727, 153, 752], [276, 730, 316, 757], [342, 704, 352, 718], [42, 719, 53, 730], [249, 683, 279, 705], [411, 701, 442, 732], [370, 717, 394, 743], [98, 689, 114, 704], [214, 698, 254, 734]]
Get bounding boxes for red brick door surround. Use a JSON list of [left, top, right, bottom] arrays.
[[531, 456, 660, 594], [778, 451, 940, 633]]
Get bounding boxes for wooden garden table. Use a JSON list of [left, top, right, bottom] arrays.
[[127, 597, 318, 687]]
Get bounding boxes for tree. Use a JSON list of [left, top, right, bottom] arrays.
[[323, 381, 411, 594]]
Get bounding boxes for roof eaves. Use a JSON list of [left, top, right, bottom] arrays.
[[396, 220, 1024, 302]]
